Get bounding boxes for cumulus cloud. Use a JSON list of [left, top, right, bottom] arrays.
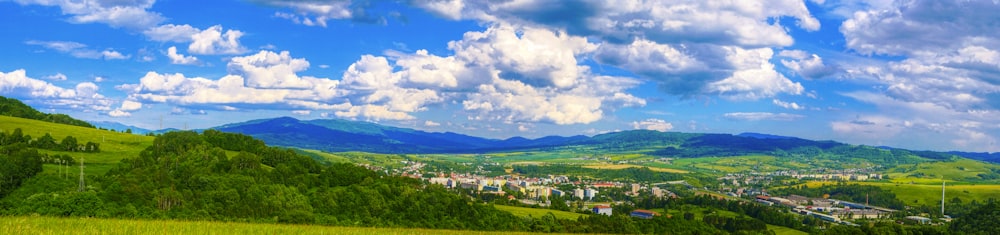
[[631, 119, 673, 132], [188, 25, 247, 55], [705, 48, 804, 100], [228, 50, 312, 89], [0, 69, 113, 111], [424, 120, 441, 127], [166, 46, 199, 65], [120, 100, 143, 111], [723, 112, 804, 121], [14, 0, 164, 30], [779, 50, 840, 79], [25, 40, 129, 60]]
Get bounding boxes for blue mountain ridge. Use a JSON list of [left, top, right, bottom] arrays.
[[94, 117, 999, 163]]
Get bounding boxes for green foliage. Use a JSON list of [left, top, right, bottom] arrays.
[[949, 200, 1000, 235], [0, 96, 94, 128]]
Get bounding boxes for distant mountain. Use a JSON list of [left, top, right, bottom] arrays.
[[90, 121, 152, 134], [213, 117, 581, 153], [208, 117, 1000, 164], [737, 132, 797, 140], [949, 151, 1000, 163]]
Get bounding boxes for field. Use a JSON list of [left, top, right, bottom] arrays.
[[886, 158, 999, 184], [0, 116, 153, 176], [0, 216, 560, 235], [493, 205, 589, 220], [582, 163, 689, 174], [799, 181, 1000, 205]]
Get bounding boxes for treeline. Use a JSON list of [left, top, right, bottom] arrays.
[[0, 128, 100, 153], [0, 144, 44, 198], [769, 183, 906, 210], [0, 96, 94, 128], [513, 164, 685, 182]]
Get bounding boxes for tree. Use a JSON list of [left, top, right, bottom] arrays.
[[61, 136, 78, 152]]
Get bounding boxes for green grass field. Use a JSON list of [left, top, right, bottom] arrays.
[[0, 116, 154, 176], [493, 205, 588, 220], [800, 181, 1000, 205], [887, 158, 999, 183], [0, 216, 561, 235]]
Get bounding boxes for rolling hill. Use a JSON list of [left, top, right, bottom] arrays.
[[206, 117, 1000, 165], [213, 117, 584, 153]]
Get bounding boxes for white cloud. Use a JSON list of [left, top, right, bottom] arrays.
[[424, 120, 441, 127], [228, 50, 311, 89], [706, 48, 804, 100], [449, 24, 596, 88], [144, 24, 201, 42], [44, 73, 68, 81], [166, 46, 199, 65], [120, 100, 142, 111], [779, 50, 839, 79], [416, 1, 819, 47], [292, 110, 311, 116], [108, 109, 131, 117], [0, 69, 113, 111], [264, 0, 387, 26], [772, 99, 804, 110], [723, 112, 804, 121], [26, 40, 129, 60], [631, 119, 673, 132], [14, 0, 164, 30], [188, 25, 247, 55]]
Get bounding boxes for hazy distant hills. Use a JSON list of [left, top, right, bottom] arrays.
[[88, 116, 1000, 163], [212, 117, 586, 153]]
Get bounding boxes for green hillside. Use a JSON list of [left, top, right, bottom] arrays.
[[0, 115, 153, 176], [0, 96, 94, 128]]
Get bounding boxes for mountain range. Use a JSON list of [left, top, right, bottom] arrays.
[[90, 116, 1000, 163]]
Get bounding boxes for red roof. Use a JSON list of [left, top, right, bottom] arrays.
[[594, 205, 612, 209]]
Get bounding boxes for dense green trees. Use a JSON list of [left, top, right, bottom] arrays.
[[949, 200, 1000, 235]]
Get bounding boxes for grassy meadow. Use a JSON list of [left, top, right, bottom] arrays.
[[0, 216, 561, 235], [799, 181, 1000, 205], [492, 205, 588, 220], [0, 116, 153, 176]]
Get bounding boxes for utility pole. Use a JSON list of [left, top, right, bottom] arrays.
[[78, 157, 86, 192], [941, 180, 946, 216]]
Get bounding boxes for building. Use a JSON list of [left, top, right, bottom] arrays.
[[630, 209, 660, 219], [593, 205, 612, 216], [905, 216, 932, 225], [584, 188, 597, 200], [574, 188, 585, 199], [551, 189, 564, 197]]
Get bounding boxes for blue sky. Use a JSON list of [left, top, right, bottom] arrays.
[[2, 0, 999, 152]]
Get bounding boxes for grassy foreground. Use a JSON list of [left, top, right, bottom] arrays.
[[0, 216, 563, 235]]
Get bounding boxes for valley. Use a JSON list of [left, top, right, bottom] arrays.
[[2, 98, 999, 234]]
